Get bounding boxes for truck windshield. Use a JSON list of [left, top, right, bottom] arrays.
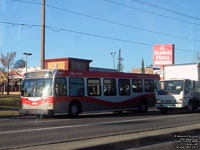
[[157, 80, 184, 95], [21, 78, 52, 97]]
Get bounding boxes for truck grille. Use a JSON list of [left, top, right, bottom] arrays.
[[161, 100, 173, 103]]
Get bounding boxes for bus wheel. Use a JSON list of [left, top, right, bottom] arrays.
[[139, 100, 148, 113], [187, 101, 195, 113], [113, 111, 123, 114], [69, 103, 80, 117], [160, 108, 168, 114]]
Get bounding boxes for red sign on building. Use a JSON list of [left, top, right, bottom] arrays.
[[153, 44, 174, 66]]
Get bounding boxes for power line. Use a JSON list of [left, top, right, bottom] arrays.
[[0, 20, 198, 53], [8, 0, 200, 43], [104, 0, 200, 26], [131, 0, 200, 21], [10, 0, 41, 5]]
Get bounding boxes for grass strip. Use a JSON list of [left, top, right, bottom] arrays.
[[0, 95, 21, 109], [0, 110, 19, 116]]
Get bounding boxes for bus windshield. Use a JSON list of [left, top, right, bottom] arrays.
[[21, 78, 52, 97], [157, 80, 184, 95]]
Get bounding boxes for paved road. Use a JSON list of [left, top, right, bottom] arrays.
[[0, 109, 199, 149]]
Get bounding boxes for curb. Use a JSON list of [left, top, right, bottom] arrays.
[[76, 128, 200, 150]]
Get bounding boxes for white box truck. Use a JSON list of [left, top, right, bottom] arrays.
[[155, 63, 200, 113]]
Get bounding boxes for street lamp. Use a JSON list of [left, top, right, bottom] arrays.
[[22, 52, 32, 72], [111, 52, 116, 70]]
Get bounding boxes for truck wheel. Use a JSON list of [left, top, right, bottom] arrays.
[[187, 101, 195, 113], [160, 108, 168, 114], [69, 102, 80, 118]]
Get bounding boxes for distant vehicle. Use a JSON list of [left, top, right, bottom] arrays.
[[20, 69, 159, 117], [155, 63, 200, 113]]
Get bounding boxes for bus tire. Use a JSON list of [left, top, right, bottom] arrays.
[[138, 99, 148, 113], [160, 108, 168, 114], [69, 102, 81, 117], [113, 111, 123, 114], [187, 101, 195, 113]]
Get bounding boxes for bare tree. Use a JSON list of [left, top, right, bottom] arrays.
[[0, 52, 16, 95], [116, 49, 124, 72], [141, 58, 145, 73]]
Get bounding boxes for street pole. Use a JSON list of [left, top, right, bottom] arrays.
[[111, 52, 116, 70], [25, 54, 27, 72], [41, 0, 45, 69], [22, 53, 32, 72]]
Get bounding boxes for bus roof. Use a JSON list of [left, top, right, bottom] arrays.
[[55, 69, 160, 80]]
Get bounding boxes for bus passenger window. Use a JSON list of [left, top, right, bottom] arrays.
[[69, 77, 84, 97], [87, 78, 101, 96], [104, 79, 116, 96], [132, 79, 143, 92], [144, 80, 154, 92], [119, 79, 130, 96], [55, 77, 67, 96]]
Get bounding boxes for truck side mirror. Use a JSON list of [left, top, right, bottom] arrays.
[[193, 81, 196, 90]]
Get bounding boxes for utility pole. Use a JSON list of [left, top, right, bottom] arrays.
[[41, 0, 45, 69]]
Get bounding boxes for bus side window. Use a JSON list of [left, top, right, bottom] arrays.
[[144, 79, 154, 92], [69, 77, 84, 97], [87, 78, 101, 96], [55, 77, 67, 96], [104, 79, 116, 96], [119, 79, 130, 96], [132, 79, 143, 92]]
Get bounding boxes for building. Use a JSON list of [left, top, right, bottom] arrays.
[[45, 57, 92, 71], [131, 67, 160, 74], [0, 67, 40, 95], [45, 57, 117, 72]]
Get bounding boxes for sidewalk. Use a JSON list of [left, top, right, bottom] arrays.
[[16, 122, 200, 150]]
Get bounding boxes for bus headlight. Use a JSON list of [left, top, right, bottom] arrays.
[[48, 103, 53, 109], [44, 103, 53, 109]]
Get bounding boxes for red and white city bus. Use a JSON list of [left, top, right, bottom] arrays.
[[20, 69, 160, 117]]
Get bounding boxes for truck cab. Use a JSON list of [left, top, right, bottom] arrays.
[[155, 79, 196, 113]]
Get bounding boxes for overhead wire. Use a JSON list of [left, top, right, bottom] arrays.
[[8, 0, 200, 43], [0, 20, 198, 53], [131, 0, 200, 21], [104, 0, 200, 26]]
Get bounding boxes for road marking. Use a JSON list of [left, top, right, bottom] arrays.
[[0, 113, 198, 135], [0, 116, 70, 124]]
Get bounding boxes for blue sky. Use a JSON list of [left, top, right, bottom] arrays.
[[0, 0, 200, 72]]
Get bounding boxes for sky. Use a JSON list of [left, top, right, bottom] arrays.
[[0, 0, 200, 72]]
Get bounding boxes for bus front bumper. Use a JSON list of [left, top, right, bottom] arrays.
[[19, 109, 54, 116]]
